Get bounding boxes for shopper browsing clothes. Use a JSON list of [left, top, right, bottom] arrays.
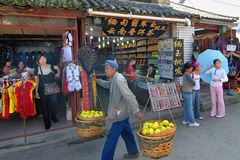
[[1, 59, 16, 77], [16, 61, 34, 80], [2, 58, 12, 75], [34, 55, 61, 130], [182, 62, 200, 127], [205, 59, 228, 118], [94, 60, 144, 160], [192, 62, 204, 120]]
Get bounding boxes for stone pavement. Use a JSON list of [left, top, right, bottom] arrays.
[[1, 103, 240, 160], [1, 84, 240, 159]]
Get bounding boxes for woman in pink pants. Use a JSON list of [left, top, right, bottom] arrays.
[[205, 59, 228, 118]]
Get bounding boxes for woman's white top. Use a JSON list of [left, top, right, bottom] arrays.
[[205, 67, 228, 87], [192, 72, 201, 90]]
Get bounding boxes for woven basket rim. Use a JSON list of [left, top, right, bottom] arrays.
[[138, 126, 176, 140], [75, 117, 105, 123], [139, 120, 176, 137], [77, 115, 106, 121], [77, 111, 105, 121]]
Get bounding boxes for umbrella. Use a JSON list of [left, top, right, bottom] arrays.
[[197, 49, 229, 83]]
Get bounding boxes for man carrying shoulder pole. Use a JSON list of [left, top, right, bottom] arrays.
[[93, 60, 144, 160]]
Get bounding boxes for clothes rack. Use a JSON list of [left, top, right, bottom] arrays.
[[0, 78, 44, 149]]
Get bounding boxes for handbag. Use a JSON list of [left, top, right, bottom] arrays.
[[39, 66, 60, 96]]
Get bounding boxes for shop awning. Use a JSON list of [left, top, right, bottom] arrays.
[[0, 0, 238, 24], [0, 0, 192, 19]]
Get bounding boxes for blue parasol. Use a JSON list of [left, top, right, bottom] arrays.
[[197, 49, 229, 84]]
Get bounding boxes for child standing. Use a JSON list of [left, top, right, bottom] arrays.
[[205, 59, 228, 118], [182, 62, 200, 127], [192, 62, 204, 120]]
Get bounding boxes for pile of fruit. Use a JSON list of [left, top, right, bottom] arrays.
[[235, 87, 240, 94], [78, 110, 104, 120], [141, 120, 175, 136]]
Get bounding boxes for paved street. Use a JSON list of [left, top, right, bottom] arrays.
[[1, 103, 240, 160]]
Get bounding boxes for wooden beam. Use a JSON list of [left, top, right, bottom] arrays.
[[0, 24, 76, 30], [79, 18, 86, 47]]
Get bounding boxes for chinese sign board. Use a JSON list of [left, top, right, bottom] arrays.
[[102, 18, 168, 38], [148, 83, 181, 112], [158, 38, 184, 79], [173, 39, 184, 77]]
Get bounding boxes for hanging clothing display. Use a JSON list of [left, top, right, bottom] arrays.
[[78, 45, 97, 110], [14, 80, 23, 113], [22, 80, 36, 118], [8, 86, 16, 114], [0, 79, 36, 119], [81, 70, 90, 110], [1, 84, 10, 119], [62, 63, 82, 93], [62, 31, 73, 62]]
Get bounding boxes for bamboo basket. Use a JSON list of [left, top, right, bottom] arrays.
[[138, 120, 176, 159], [140, 120, 176, 137], [75, 117, 106, 138]]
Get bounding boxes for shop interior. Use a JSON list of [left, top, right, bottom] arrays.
[[84, 17, 170, 107], [84, 17, 163, 77], [0, 15, 74, 140]]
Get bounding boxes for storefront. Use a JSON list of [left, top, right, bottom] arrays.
[[0, 2, 86, 141], [0, 0, 238, 142], [83, 9, 192, 107]]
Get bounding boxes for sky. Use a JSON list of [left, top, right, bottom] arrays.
[[171, 0, 240, 37]]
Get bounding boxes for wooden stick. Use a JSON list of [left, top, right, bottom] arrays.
[[95, 73, 156, 81]]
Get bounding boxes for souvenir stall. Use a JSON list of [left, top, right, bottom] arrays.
[[0, 3, 84, 144], [78, 11, 187, 157], [83, 16, 173, 107], [0, 77, 41, 148]]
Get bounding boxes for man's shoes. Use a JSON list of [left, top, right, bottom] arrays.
[[123, 153, 139, 159], [51, 118, 59, 123]]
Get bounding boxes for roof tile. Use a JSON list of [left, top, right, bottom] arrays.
[[0, 0, 237, 22]]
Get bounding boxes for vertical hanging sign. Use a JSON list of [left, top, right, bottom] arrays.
[[173, 39, 184, 77]]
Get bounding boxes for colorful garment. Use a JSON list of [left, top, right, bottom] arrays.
[[21, 80, 36, 118], [8, 86, 16, 114], [92, 71, 97, 109], [81, 70, 90, 110], [14, 81, 23, 113], [62, 69, 70, 94], [1, 85, 10, 119]]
